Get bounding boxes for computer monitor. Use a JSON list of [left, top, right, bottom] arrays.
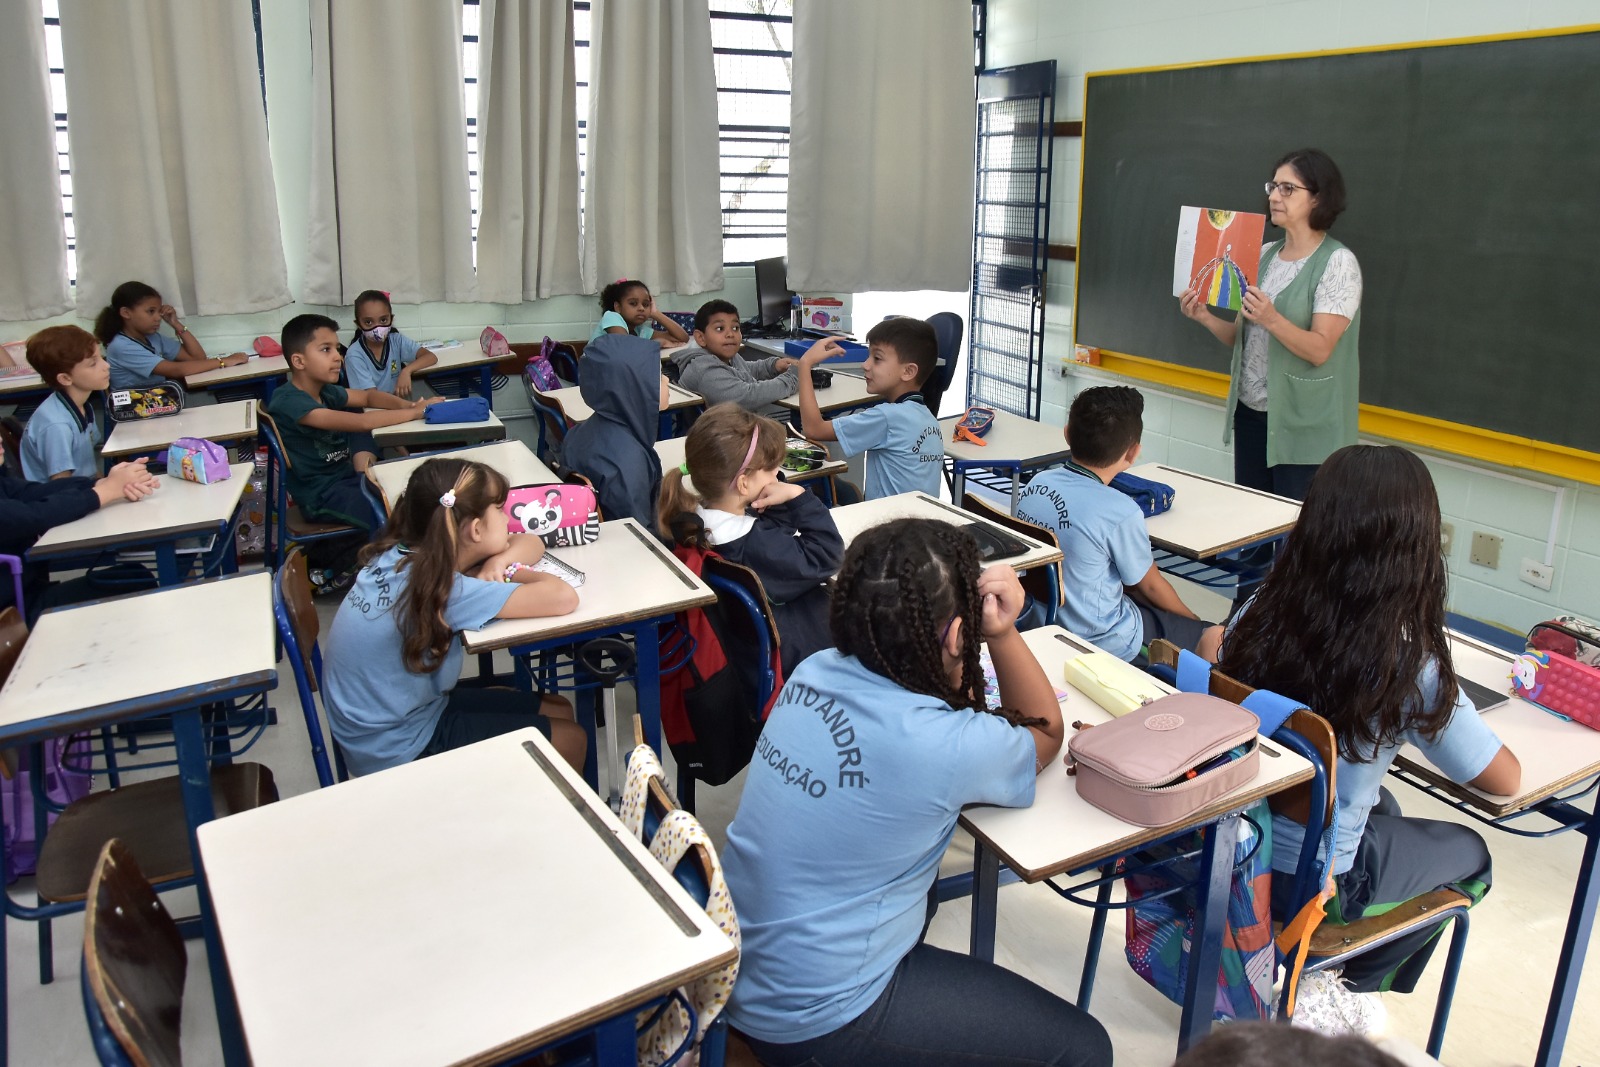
[[753, 256, 794, 329]]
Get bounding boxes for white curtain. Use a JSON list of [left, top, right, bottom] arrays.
[[0, 2, 70, 321], [787, 0, 976, 293], [59, 0, 290, 318], [475, 0, 584, 302], [582, 0, 723, 296], [303, 0, 476, 307]]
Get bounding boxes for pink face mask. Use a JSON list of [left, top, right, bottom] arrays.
[[363, 325, 392, 343]]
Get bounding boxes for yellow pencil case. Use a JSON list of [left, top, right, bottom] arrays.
[[1063, 651, 1166, 717]]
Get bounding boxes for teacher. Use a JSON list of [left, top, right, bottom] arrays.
[[1179, 148, 1362, 500]]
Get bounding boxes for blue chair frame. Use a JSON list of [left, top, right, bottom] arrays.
[[272, 550, 347, 788], [257, 403, 363, 571]]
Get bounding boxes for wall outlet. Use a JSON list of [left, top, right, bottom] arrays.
[[1440, 521, 1454, 556], [1520, 557, 1555, 591], [1470, 531, 1503, 569]]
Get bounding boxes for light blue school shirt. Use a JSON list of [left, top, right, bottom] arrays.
[[106, 332, 182, 389], [588, 310, 655, 343], [21, 391, 100, 480], [322, 545, 517, 776], [1017, 465, 1152, 661], [831, 394, 943, 500], [721, 650, 1037, 1043], [344, 331, 424, 394]]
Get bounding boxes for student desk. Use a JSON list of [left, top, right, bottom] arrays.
[[940, 411, 1071, 513], [1129, 463, 1300, 589], [369, 409, 507, 449], [183, 355, 290, 400], [960, 625, 1315, 1054], [102, 399, 258, 459], [28, 463, 251, 586], [830, 491, 1064, 573], [537, 382, 704, 440], [653, 434, 846, 486], [0, 369, 48, 404], [1388, 632, 1600, 1067], [366, 440, 558, 514], [461, 517, 715, 782], [413, 343, 501, 400], [0, 572, 276, 1067], [775, 372, 879, 415], [198, 727, 735, 1067]]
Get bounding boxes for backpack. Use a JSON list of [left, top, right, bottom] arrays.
[[2, 735, 93, 883], [525, 336, 563, 393], [658, 543, 782, 787]]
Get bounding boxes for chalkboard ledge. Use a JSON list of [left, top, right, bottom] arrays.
[[1089, 350, 1600, 487]]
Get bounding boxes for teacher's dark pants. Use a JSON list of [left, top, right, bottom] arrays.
[[1232, 404, 1318, 502]]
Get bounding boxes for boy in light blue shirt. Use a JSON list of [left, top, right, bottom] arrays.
[[21, 325, 107, 480], [795, 317, 944, 499], [1017, 385, 1223, 662]]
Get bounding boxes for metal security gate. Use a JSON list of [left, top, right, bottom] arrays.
[[966, 61, 1056, 418]]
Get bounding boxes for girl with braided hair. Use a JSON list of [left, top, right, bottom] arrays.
[[722, 520, 1109, 1067]]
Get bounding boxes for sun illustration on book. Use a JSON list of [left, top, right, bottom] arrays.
[[1206, 208, 1236, 229]]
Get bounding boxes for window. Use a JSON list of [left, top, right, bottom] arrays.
[[40, 0, 74, 286], [711, 0, 792, 265]]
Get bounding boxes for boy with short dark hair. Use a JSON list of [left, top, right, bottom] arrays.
[[265, 313, 438, 530], [796, 317, 944, 499], [670, 299, 800, 410], [21, 325, 108, 480], [1017, 385, 1223, 663]]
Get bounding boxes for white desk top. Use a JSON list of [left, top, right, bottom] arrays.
[[102, 400, 258, 457], [776, 374, 879, 413], [537, 382, 703, 424], [413, 344, 502, 374], [941, 410, 1070, 467], [829, 491, 1064, 572], [1395, 632, 1600, 818], [368, 441, 558, 513], [0, 369, 47, 397], [183, 355, 290, 390], [30, 462, 252, 559], [463, 517, 714, 653], [370, 410, 506, 446], [0, 572, 275, 740], [653, 435, 845, 487], [960, 626, 1314, 880], [1132, 462, 1301, 559], [198, 727, 735, 1067]]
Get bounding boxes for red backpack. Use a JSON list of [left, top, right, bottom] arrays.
[[659, 544, 783, 787]]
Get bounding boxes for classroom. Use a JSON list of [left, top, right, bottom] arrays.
[[0, 0, 1597, 1065]]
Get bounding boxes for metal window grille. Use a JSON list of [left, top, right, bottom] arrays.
[[40, 0, 74, 287]]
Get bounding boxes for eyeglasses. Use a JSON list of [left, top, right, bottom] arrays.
[[1264, 181, 1311, 197]]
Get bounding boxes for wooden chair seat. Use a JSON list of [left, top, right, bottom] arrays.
[[285, 505, 353, 538], [37, 763, 277, 902], [1308, 888, 1472, 957]]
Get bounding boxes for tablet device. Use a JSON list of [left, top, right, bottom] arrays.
[[1459, 675, 1510, 714]]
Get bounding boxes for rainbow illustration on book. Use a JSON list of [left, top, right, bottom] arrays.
[[1172, 206, 1266, 312]]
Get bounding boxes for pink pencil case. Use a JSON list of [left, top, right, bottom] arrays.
[[504, 483, 600, 547], [1512, 650, 1600, 731]]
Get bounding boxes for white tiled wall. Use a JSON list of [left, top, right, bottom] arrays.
[[990, 0, 1600, 633]]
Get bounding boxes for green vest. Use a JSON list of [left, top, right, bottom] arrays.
[[1224, 236, 1360, 467]]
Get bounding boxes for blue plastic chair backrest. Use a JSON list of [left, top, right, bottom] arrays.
[[927, 311, 965, 392]]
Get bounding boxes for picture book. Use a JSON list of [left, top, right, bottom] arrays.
[[1172, 206, 1267, 311], [980, 648, 1070, 711]]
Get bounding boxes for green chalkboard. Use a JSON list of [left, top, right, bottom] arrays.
[[1074, 30, 1600, 454]]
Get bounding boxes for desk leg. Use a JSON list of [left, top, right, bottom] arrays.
[[477, 366, 493, 402], [1009, 468, 1021, 515], [635, 621, 662, 756], [970, 840, 999, 962], [155, 544, 180, 587], [953, 463, 967, 504], [1177, 814, 1236, 1054], [172, 708, 248, 1067], [1534, 803, 1600, 1067], [576, 687, 600, 792]]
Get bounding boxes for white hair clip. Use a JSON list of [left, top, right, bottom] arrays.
[[439, 491, 457, 509]]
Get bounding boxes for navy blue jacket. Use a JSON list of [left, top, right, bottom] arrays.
[[562, 335, 664, 530], [0, 474, 99, 616]]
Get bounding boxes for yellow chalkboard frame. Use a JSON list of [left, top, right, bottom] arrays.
[[1072, 23, 1600, 487]]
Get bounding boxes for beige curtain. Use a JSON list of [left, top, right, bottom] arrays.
[[59, 0, 290, 317], [787, 0, 976, 292], [0, 0, 70, 320], [303, 0, 476, 306], [582, 0, 723, 296], [475, 0, 584, 302]]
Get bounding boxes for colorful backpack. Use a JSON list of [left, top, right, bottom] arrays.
[[3, 735, 93, 883], [525, 336, 563, 393]]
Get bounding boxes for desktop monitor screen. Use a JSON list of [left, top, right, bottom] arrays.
[[754, 256, 793, 328]]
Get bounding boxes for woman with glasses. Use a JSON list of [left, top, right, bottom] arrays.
[[1179, 148, 1361, 500]]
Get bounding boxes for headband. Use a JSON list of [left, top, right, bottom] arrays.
[[728, 425, 762, 492]]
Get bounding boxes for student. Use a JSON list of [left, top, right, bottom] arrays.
[[95, 280, 248, 390], [264, 313, 438, 531], [721, 519, 1107, 1067], [1017, 386, 1223, 663], [589, 278, 690, 345], [322, 457, 585, 777], [561, 333, 669, 529], [1219, 444, 1520, 1034], [795, 317, 944, 500], [20, 325, 107, 480], [658, 403, 842, 674], [344, 289, 440, 398], [0, 459, 159, 624], [670, 298, 800, 410]]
